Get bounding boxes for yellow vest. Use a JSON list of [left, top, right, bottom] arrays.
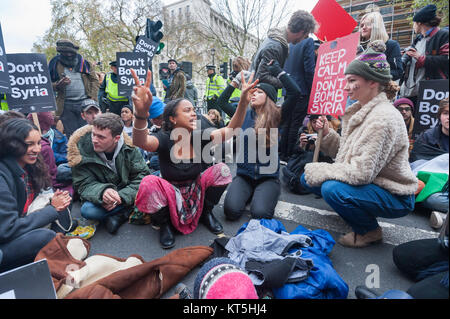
[[105, 73, 128, 102], [227, 79, 241, 102], [206, 74, 226, 100]]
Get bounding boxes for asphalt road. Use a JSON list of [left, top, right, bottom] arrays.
[[70, 163, 439, 300]]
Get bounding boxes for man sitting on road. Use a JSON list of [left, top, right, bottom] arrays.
[[80, 98, 102, 125], [67, 113, 150, 234]]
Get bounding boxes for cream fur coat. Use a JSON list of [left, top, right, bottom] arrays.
[[304, 92, 418, 196]]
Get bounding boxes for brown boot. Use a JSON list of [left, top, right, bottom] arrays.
[[338, 227, 383, 248]]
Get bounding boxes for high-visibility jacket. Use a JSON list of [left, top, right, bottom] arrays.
[[227, 79, 241, 102], [206, 74, 226, 100], [1, 94, 8, 111], [105, 73, 128, 102]]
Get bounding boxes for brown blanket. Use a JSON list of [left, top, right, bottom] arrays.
[[35, 233, 213, 299]]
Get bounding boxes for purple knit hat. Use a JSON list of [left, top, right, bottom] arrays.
[[193, 257, 258, 299], [394, 97, 415, 112], [27, 112, 54, 132]]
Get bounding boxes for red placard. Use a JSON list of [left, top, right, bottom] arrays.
[[311, 0, 358, 42], [308, 32, 360, 118]]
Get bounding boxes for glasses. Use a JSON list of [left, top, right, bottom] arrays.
[[396, 107, 411, 112]]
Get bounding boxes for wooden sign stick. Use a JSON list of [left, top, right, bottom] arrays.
[[31, 113, 41, 135]]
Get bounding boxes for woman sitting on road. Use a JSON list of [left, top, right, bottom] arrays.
[[300, 41, 418, 248], [131, 70, 259, 249], [0, 118, 72, 272]]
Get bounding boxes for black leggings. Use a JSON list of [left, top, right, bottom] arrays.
[[224, 175, 280, 221]]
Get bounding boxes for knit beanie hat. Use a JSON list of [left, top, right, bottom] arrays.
[[255, 82, 278, 103], [413, 4, 437, 23], [193, 257, 258, 299], [27, 112, 54, 132], [56, 39, 79, 54], [344, 40, 392, 84], [149, 96, 165, 119], [394, 97, 415, 112]]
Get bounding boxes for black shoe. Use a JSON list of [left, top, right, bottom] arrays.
[[200, 211, 223, 235], [159, 222, 175, 249], [355, 285, 379, 299], [105, 212, 128, 234]]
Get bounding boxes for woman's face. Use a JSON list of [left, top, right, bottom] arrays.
[[121, 107, 133, 123], [360, 17, 372, 40], [344, 74, 374, 102], [171, 100, 197, 131], [251, 88, 267, 108], [208, 111, 217, 121], [18, 129, 42, 168], [441, 106, 449, 132]]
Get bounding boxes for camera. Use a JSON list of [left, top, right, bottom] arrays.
[[401, 44, 416, 66]]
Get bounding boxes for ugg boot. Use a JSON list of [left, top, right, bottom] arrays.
[[338, 227, 383, 248], [151, 207, 175, 249]]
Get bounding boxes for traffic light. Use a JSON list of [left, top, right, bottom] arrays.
[[146, 19, 164, 43], [219, 62, 228, 78]]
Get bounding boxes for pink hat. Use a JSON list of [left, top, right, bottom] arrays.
[[394, 98, 414, 112]]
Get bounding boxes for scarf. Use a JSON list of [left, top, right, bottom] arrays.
[[48, 54, 91, 83]]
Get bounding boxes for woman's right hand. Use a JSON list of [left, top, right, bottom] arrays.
[[130, 69, 153, 118], [299, 133, 308, 149], [311, 116, 330, 137], [51, 190, 72, 212]]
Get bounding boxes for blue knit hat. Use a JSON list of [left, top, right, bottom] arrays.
[[149, 96, 165, 119]]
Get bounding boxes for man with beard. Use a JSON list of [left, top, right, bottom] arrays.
[[49, 39, 99, 138]]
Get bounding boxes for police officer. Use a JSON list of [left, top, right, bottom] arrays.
[[98, 61, 129, 115], [205, 65, 225, 111]]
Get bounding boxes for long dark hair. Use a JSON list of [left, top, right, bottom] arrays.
[[162, 98, 186, 131], [0, 118, 51, 193]]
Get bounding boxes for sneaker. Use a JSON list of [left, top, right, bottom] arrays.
[[430, 211, 445, 230]]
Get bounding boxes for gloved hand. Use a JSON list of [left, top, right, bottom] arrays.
[[267, 60, 284, 77], [232, 70, 252, 90]]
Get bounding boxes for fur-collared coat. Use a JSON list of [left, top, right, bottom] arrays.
[[67, 125, 150, 206], [304, 93, 418, 196]]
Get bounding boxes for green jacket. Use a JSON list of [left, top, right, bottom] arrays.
[[67, 125, 150, 206]]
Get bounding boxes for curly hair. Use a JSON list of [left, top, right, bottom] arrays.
[[288, 10, 318, 35], [0, 118, 51, 193], [380, 80, 400, 101]]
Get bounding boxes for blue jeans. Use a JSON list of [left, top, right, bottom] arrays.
[[423, 192, 449, 213], [80, 202, 124, 221], [300, 174, 415, 235]]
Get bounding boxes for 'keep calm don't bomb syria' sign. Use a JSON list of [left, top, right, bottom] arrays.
[[308, 32, 359, 118], [6, 53, 56, 113]]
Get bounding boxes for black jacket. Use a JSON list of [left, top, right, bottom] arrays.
[[0, 157, 58, 244]]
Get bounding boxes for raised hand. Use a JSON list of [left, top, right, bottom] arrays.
[[240, 71, 259, 105], [130, 69, 153, 118]]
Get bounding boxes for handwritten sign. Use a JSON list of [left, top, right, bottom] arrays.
[[308, 32, 359, 118]]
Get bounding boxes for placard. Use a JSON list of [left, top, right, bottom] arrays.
[[5, 53, 56, 113], [116, 52, 148, 96], [412, 79, 449, 139], [308, 32, 359, 118], [0, 23, 10, 93], [133, 36, 158, 64]]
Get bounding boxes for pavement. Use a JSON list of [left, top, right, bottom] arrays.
[[69, 163, 440, 300]]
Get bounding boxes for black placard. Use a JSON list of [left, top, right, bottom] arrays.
[[0, 23, 10, 93], [116, 52, 148, 96], [133, 36, 158, 64], [412, 79, 449, 139], [5, 53, 56, 113]]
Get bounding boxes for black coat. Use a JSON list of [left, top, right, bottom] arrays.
[[0, 157, 58, 244]]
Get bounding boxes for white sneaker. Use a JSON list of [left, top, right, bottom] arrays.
[[430, 211, 446, 229]]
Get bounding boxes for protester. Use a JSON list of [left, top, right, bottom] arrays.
[[359, 10, 403, 81], [400, 4, 449, 106], [0, 118, 72, 272], [120, 104, 134, 137], [394, 97, 415, 153], [223, 64, 284, 221], [205, 65, 226, 111], [48, 39, 99, 138], [300, 41, 418, 248], [164, 59, 186, 102], [98, 61, 130, 115], [216, 57, 252, 118], [80, 98, 102, 125], [205, 109, 225, 128], [132, 70, 258, 249], [281, 36, 316, 161], [68, 113, 150, 234], [250, 10, 317, 90]]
